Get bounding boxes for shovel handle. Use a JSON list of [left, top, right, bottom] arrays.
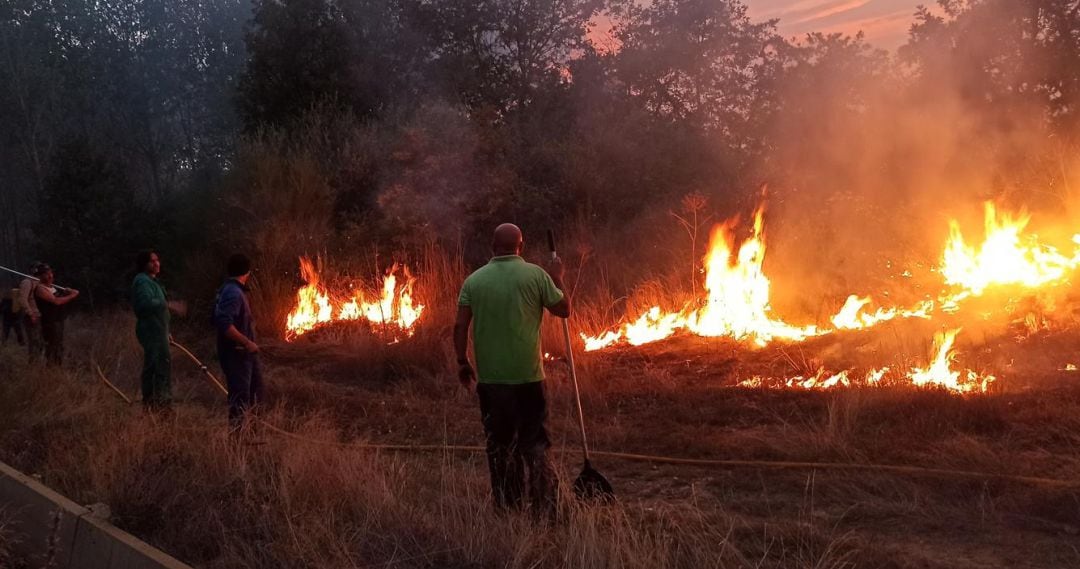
[[547, 228, 591, 461]]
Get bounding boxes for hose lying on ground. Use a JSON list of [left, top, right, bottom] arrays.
[[87, 365, 1080, 490], [256, 419, 1080, 490]]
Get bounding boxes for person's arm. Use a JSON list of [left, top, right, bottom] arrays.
[[214, 288, 257, 353], [454, 305, 472, 364], [224, 324, 258, 353], [541, 259, 570, 318], [36, 285, 79, 306], [453, 284, 475, 389], [166, 300, 188, 317]]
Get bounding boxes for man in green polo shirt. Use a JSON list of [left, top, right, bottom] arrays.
[[454, 223, 570, 514]]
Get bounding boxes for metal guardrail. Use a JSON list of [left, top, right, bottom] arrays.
[[0, 461, 192, 569]]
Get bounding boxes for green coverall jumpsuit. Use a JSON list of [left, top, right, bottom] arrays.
[[132, 272, 171, 407]]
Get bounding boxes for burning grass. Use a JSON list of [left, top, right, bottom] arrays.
[[577, 200, 1080, 394], [285, 256, 425, 341]]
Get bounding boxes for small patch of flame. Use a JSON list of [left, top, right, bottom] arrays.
[[865, 367, 889, 385], [907, 329, 994, 393], [831, 295, 933, 330], [739, 376, 765, 388], [786, 369, 850, 389], [285, 257, 424, 341]]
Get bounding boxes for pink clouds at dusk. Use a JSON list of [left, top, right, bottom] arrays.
[[746, 0, 928, 49]]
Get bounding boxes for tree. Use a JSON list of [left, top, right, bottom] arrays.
[[37, 139, 153, 300], [903, 0, 1080, 136], [416, 0, 604, 115], [609, 0, 781, 142]]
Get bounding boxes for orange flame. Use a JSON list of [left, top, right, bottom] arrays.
[[941, 202, 1080, 297], [285, 257, 424, 341], [906, 329, 994, 393], [583, 200, 1080, 362], [830, 295, 933, 330], [581, 206, 823, 351]]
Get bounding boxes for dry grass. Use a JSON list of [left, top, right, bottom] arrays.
[[1, 243, 1079, 568], [2, 312, 1080, 568], [0, 324, 871, 569]]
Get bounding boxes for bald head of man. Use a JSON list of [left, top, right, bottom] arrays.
[[492, 223, 523, 256]]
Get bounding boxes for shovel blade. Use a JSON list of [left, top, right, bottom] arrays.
[[573, 463, 614, 501]]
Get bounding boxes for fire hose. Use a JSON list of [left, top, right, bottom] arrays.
[[86, 366, 1080, 490], [86, 353, 1080, 490], [82, 364, 1080, 492], [254, 420, 1080, 490], [169, 339, 228, 395], [92, 341, 227, 406]]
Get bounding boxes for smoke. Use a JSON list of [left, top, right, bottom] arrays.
[[756, 3, 1080, 322]]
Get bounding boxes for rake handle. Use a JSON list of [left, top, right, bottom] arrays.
[[547, 230, 591, 462]]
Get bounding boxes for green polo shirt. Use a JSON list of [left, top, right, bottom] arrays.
[[458, 255, 564, 384]]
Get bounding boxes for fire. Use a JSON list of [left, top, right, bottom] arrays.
[[285, 257, 424, 341], [906, 329, 994, 393], [941, 202, 1080, 297], [583, 200, 1080, 357], [685, 208, 821, 345], [831, 295, 933, 330], [581, 206, 822, 350], [577, 199, 1080, 394]]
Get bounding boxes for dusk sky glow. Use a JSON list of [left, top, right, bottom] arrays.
[[746, 0, 930, 50]]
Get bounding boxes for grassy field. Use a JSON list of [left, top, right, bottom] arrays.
[[1, 308, 1079, 568]]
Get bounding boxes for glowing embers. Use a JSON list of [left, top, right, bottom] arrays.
[[941, 202, 1080, 297], [285, 257, 424, 341]]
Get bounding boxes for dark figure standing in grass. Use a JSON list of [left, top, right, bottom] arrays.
[[213, 254, 263, 430], [32, 264, 78, 365], [454, 223, 570, 515], [1, 288, 25, 345], [131, 250, 187, 410]]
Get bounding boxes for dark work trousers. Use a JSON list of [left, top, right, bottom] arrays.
[[2, 314, 24, 345], [24, 316, 42, 362], [138, 336, 172, 409], [40, 318, 64, 365], [220, 351, 264, 429], [477, 381, 557, 514]]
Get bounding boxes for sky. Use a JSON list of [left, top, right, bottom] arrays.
[[746, 0, 928, 50]]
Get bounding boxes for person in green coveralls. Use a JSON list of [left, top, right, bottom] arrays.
[[454, 223, 570, 515], [131, 250, 186, 410]]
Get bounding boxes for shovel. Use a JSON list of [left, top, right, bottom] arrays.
[[547, 230, 614, 500]]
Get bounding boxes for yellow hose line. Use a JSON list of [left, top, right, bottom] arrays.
[[257, 420, 1080, 489]]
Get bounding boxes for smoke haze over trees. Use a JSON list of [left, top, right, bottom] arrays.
[[2, 0, 1080, 314]]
